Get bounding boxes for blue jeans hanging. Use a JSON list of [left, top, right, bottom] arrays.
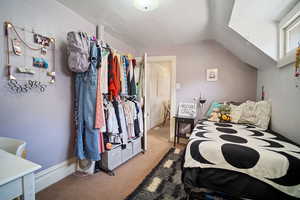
[[74, 42, 101, 161]]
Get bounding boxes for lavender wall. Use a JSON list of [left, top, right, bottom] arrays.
[[0, 0, 137, 170], [257, 65, 300, 144], [143, 40, 257, 114]]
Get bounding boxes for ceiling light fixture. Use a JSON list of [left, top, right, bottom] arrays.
[[134, 0, 159, 12]]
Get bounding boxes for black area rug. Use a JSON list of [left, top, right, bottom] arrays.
[[125, 148, 233, 200], [125, 148, 186, 200]]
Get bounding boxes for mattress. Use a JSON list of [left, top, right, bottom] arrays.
[[182, 120, 300, 200]]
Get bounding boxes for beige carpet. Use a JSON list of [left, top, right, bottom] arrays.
[[37, 126, 172, 200]]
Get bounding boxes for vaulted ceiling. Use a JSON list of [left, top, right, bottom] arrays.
[[57, 0, 298, 68], [57, 0, 211, 48]]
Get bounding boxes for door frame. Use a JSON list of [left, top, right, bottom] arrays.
[[146, 56, 177, 142]]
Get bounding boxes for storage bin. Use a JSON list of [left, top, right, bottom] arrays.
[[121, 142, 133, 162], [132, 137, 142, 156], [101, 145, 122, 170]]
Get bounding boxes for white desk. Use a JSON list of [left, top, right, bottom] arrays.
[[0, 149, 41, 200]]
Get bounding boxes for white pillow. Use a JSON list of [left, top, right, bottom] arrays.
[[229, 104, 243, 123], [238, 101, 256, 124], [254, 101, 271, 130], [238, 100, 271, 130]]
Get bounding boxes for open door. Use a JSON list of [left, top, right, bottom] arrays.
[[142, 53, 149, 151], [136, 53, 148, 152]]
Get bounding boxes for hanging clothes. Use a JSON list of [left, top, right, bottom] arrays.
[[98, 132, 105, 153], [100, 48, 109, 94], [129, 100, 138, 137], [112, 100, 123, 134], [105, 100, 122, 144], [108, 53, 121, 99], [118, 54, 124, 95], [75, 42, 101, 161], [136, 101, 144, 136], [118, 101, 128, 145], [133, 101, 141, 137], [127, 59, 137, 96], [122, 100, 135, 138], [121, 56, 128, 95], [105, 101, 119, 134], [116, 53, 124, 94], [95, 53, 106, 131]]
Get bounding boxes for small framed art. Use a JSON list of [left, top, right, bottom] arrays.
[[207, 68, 218, 81]]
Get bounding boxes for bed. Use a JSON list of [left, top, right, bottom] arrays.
[[182, 120, 300, 200]]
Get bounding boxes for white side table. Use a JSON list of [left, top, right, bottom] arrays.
[[0, 149, 41, 200]]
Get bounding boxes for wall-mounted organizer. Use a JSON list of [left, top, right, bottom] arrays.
[[4, 21, 56, 94]]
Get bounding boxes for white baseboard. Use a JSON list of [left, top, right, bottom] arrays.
[[35, 157, 76, 193]]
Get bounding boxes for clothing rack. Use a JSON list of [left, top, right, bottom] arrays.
[[72, 29, 145, 176], [96, 24, 127, 56], [120, 94, 137, 101]]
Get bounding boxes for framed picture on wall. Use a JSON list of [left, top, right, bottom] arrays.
[[207, 68, 218, 81], [177, 102, 197, 118]]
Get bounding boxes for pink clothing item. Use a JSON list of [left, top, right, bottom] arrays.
[[95, 69, 106, 129], [98, 132, 105, 153]]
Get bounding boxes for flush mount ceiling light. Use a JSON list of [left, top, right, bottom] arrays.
[[134, 0, 159, 12]]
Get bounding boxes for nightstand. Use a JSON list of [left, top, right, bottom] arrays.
[[173, 116, 196, 147]]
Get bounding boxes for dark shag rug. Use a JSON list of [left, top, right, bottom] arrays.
[[125, 148, 186, 200], [125, 148, 232, 200]]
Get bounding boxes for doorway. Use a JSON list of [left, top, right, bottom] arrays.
[[145, 56, 176, 143], [147, 61, 171, 140]]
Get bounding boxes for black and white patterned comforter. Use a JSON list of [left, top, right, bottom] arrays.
[[184, 120, 300, 198]]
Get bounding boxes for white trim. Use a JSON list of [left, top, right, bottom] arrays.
[[285, 17, 300, 55], [143, 53, 148, 151], [277, 48, 296, 68], [279, 2, 300, 29], [35, 158, 76, 193], [278, 1, 300, 67], [146, 56, 177, 142]]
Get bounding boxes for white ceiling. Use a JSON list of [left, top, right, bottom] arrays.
[[57, 0, 211, 48], [57, 0, 298, 68]]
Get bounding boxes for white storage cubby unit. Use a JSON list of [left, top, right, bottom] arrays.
[[100, 136, 142, 175]]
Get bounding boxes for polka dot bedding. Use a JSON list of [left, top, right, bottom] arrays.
[[184, 120, 300, 199]]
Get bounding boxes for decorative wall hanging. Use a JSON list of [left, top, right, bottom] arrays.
[[206, 68, 218, 81], [4, 21, 56, 94], [32, 57, 49, 69], [33, 33, 51, 47], [11, 38, 22, 56], [17, 67, 35, 75], [7, 79, 47, 93]]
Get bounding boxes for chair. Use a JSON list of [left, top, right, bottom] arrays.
[[0, 137, 26, 158]]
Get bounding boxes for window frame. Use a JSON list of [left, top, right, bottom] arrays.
[[285, 16, 300, 54], [278, 2, 300, 68]]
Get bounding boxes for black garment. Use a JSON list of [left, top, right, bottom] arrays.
[[107, 52, 113, 92], [112, 100, 122, 134], [134, 119, 140, 137], [126, 61, 137, 96], [133, 101, 141, 137]]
